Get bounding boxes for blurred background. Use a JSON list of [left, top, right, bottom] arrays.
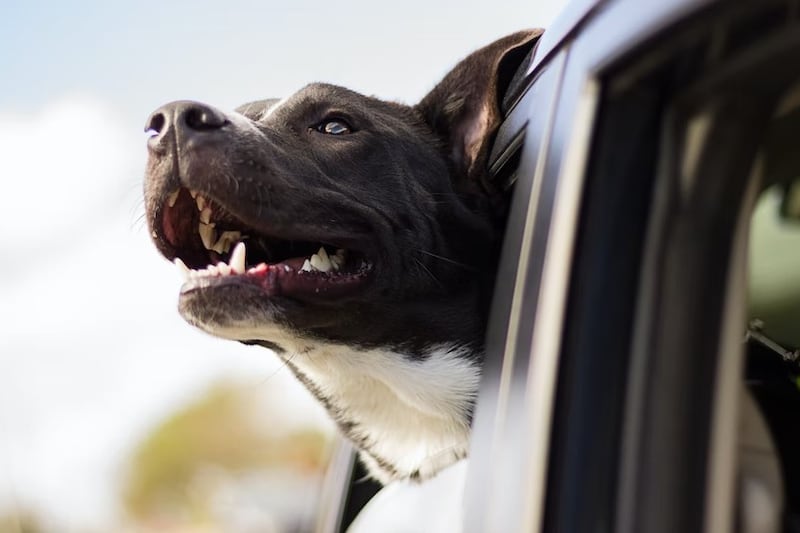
[[0, 1, 565, 531]]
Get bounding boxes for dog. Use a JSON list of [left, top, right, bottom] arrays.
[[143, 29, 543, 484]]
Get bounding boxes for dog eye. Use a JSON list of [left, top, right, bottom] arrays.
[[316, 119, 352, 135]]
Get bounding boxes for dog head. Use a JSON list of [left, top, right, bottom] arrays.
[[143, 30, 540, 356], [143, 30, 542, 481]]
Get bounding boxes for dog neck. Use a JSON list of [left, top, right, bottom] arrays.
[[201, 321, 481, 482]]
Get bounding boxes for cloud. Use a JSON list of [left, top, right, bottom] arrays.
[[0, 97, 141, 249], [0, 97, 328, 528]]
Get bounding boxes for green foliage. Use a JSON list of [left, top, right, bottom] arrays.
[[0, 510, 41, 533], [122, 381, 329, 523]]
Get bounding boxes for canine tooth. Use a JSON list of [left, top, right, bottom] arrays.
[[167, 190, 180, 208], [211, 240, 226, 254], [310, 247, 332, 272], [200, 207, 213, 224], [190, 190, 198, 199], [174, 257, 190, 280], [309, 254, 322, 270], [199, 223, 217, 250], [196, 195, 206, 211], [230, 242, 246, 274], [301, 259, 313, 272], [212, 231, 241, 254]]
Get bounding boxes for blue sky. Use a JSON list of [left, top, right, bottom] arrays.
[[0, 0, 565, 528], [2, 0, 563, 116]]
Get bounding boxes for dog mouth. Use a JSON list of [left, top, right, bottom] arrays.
[[158, 187, 373, 300]]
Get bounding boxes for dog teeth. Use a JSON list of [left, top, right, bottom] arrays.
[[200, 207, 213, 224], [310, 247, 332, 272], [175, 242, 354, 286], [174, 257, 190, 281], [216, 262, 232, 276], [230, 242, 246, 274], [331, 249, 346, 271], [180, 227, 351, 282], [248, 263, 268, 274], [177, 240, 250, 282], [199, 222, 217, 250], [166, 189, 180, 208], [211, 240, 226, 254], [196, 195, 206, 211], [212, 231, 241, 254], [299, 248, 348, 273]]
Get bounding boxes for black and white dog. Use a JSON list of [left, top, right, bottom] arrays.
[[143, 30, 542, 484]]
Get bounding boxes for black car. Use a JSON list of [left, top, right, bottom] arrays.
[[317, 0, 800, 531]]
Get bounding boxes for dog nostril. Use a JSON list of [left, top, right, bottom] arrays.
[[183, 106, 227, 131], [145, 101, 227, 147], [144, 112, 166, 137]]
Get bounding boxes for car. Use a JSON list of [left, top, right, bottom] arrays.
[[314, 0, 800, 530]]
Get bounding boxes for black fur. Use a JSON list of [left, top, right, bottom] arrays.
[[144, 30, 541, 357], [143, 30, 543, 480]]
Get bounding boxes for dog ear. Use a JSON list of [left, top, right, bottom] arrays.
[[416, 30, 544, 191]]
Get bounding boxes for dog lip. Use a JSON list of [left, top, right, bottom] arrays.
[[178, 258, 373, 302]]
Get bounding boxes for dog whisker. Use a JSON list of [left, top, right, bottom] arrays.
[[256, 350, 298, 386], [128, 199, 148, 232], [415, 249, 476, 271], [130, 214, 148, 233], [413, 258, 445, 289]]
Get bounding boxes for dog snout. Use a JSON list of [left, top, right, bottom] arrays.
[[145, 101, 229, 153]]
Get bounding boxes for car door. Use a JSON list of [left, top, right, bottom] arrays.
[[466, 0, 800, 532]]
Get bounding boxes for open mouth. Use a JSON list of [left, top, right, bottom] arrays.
[[159, 188, 373, 300]]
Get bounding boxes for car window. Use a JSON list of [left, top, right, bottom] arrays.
[[743, 82, 800, 531]]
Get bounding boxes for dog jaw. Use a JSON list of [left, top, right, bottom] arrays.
[[189, 313, 480, 483]]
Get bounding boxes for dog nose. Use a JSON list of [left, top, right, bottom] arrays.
[[145, 101, 228, 151]]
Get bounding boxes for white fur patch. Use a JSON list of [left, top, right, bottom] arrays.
[[195, 318, 480, 482]]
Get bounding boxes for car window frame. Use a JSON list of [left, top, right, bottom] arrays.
[[468, 1, 800, 533]]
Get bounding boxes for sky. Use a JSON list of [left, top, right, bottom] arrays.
[[0, 0, 566, 529]]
